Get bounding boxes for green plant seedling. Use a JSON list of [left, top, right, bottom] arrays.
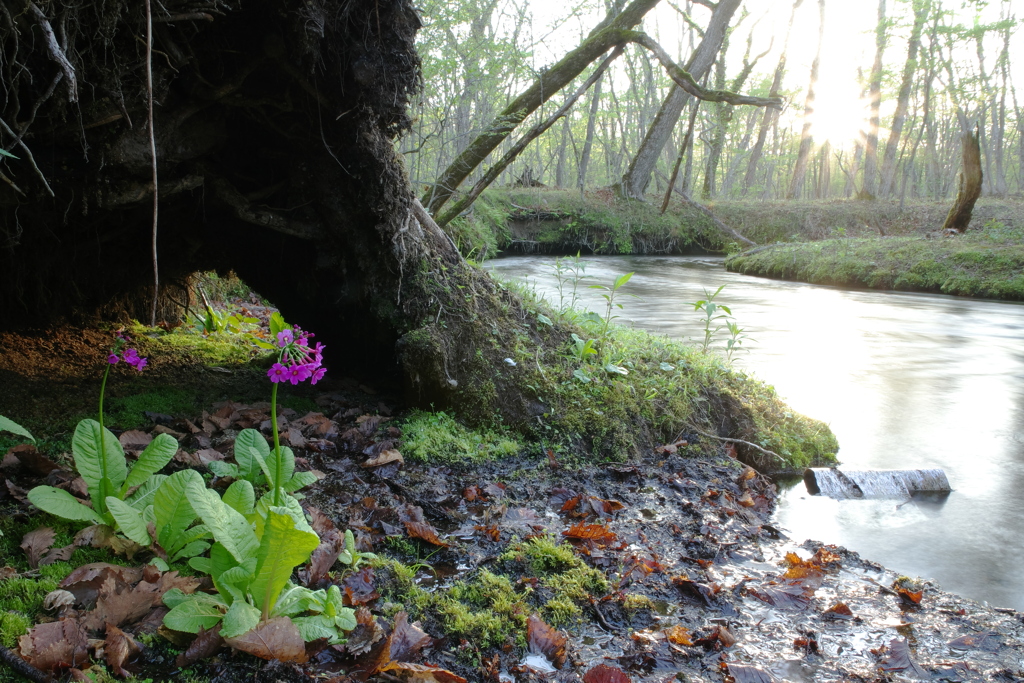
[[724, 320, 753, 361], [590, 272, 636, 341], [337, 529, 377, 572], [569, 333, 598, 362], [688, 284, 732, 353], [0, 415, 35, 443]]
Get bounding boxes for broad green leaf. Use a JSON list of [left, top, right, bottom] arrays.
[[208, 461, 240, 479], [659, 362, 675, 372], [27, 486, 103, 523], [163, 587, 192, 608], [0, 416, 34, 443], [220, 598, 261, 638], [292, 616, 340, 643], [123, 433, 178, 491], [264, 446, 295, 490], [269, 311, 290, 338], [73, 419, 127, 510], [163, 595, 226, 634], [170, 540, 210, 562], [248, 446, 275, 490], [175, 524, 211, 547], [154, 469, 202, 553], [536, 314, 552, 326], [282, 471, 318, 493], [604, 363, 629, 376], [125, 474, 168, 509], [149, 557, 170, 572], [335, 607, 357, 631], [223, 480, 255, 515], [106, 497, 152, 545], [613, 272, 634, 290], [187, 478, 259, 565], [250, 508, 319, 619], [189, 557, 212, 574], [235, 429, 269, 482]]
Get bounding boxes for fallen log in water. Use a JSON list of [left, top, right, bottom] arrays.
[[803, 468, 951, 499]]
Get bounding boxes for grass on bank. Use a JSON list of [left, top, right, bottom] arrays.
[[725, 220, 1024, 300]]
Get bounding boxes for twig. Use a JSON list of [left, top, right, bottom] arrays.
[[9, 72, 64, 147], [589, 597, 617, 633], [0, 117, 54, 196], [687, 426, 785, 462], [145, 0, 159, 327], [154, 12, 214, 22], [26, 3, 77, 102], [0, 644, 51, 683], [0, 170, 24, 195]]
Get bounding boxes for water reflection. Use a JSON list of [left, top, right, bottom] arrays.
[[487, 254, 1024, 610]]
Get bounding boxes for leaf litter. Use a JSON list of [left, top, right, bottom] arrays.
[[4, 391, 1024, 682]]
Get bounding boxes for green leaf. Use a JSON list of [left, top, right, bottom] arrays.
[[105, 497, 152, 545], [223, 480, 255, 515], [27, 486, 104, 523], [73, 419, 127, 513], [269, 312, 290, 338], [220, 598, 261, 638], [263, 446, 295, 490], [217, 566, 254, 603], [0, 148, 19, 159], [572, 368, 591, 384], [0, 416, 34, 443], [208, 461, 240, 479], [613, 272, 634, 290], [170, 541, 210, 562], [188, 557, 212, 574], [292, 615, 341, 643], [659, 362, 675, 371], [250, 507, 319, 619], [335, 607, 357, 632], [234, 429, 269, 482], [248, 446, 275, 490], [604, 363, 629, 376], [123, 433, 178, 492], [536, 314, 553, 326], [163, 595, 226, 634], [187, 479, 259, 566], [125, 474, 168, 510], [149, 557, 170, 572], [282, 471, 318, 493], [153, 469, 202, 554]]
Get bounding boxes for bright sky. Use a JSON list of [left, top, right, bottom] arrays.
[[519, 0, 1021, 149]]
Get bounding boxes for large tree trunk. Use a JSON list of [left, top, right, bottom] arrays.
[[878, 0, 928, 198], [941, 129, 983, 233], [787, 0, 825, 200], [618, 0, 741, 200], [862, 0, 887, 199]]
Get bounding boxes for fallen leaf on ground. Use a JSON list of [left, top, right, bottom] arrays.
[[583, 664, 632, 683], [723, 662, 774, 683], [654, 439, 688, 455], [0, 566, 17, 580], [344, 567, 379, 606], [747, 582, 814, 610], [389, 611, 433, 661], [363, 449, 404, 468], [345, 606, 385, 656], [527, 614, 566, 669], [562, 523, 617, 546], [43, 590, 76, 612], [11, 445, 62, 475], [895, 587, 923, 604], [224, 617, 308, 663], [823, 602, 854, 620], [175, 625, 224, 667], [307, 529, 344, 586], [379, 661, 467, 683], [17, 619, 90, 672], [664, 625, 693, 646], [21, 526, 56, 568], [118, 430, 152, 454], [878, 637, 930, 679], [104, 624, 140, 677]]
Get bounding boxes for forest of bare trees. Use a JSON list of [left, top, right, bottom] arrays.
[[406, 0, 1022, 210]]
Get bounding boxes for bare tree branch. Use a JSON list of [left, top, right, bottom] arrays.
[[27, 3, 77, 102]]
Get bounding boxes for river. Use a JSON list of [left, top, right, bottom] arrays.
[[486, 254, 1024, 611]]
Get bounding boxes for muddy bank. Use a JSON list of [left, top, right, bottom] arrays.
[[2, 381, 1021, 682]]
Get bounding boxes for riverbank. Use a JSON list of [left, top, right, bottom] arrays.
[[725, 227, 1024, 301], [3, 379, 1022, 682]]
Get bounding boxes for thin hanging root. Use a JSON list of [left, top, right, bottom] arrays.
[[0, 117, 54, 197], [0, 170, 24, 195], [686, 426, 785, 462], [27, 3, 77, 102]]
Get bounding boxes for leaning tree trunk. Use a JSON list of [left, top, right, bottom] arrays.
[[787, 0, 825, 200], [941, 129, 983, 233], [862, 0, 887, 199]]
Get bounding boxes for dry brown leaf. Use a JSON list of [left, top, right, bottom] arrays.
[[723, 662, 773, 683], [527, 614, 566, 669], [363, 449, 404, 468], [583, 664, 632, 683], [562, 523, 617, 546], [18, 619, 90, 672], [11, 445, 62, 475], [404, 521, 447, 547], [878, 637, 929, 678], [823, 602, 854, 619], [43, 590, 76, 612], [60, 562, 143, 606], [118, 430, 153, 454], [175, 625, 224, 667], [307, 529, 344, 585], [343, 567, 379, 606], [104, 624, 140, 677], [40, 544, 76, 566], [345, 606, 385, 656], [664, 625, 693, 646], [224, 616, 308, 663], [389, 611, 432, 662], [0, 566, 18, 580], [379, 662, 467, 683], [305, 506, 336, 535], [194, 449, 224, 465], [21, 526, 56, 569]]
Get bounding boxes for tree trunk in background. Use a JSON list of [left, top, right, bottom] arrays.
[[555, 115, 571, 188], [787, 0, 825, 199], [424, 0, 661, 214], [879, 0, 927, 197], [742, 0, 803, 196], [578, 69, 605, 193], [942, 129, 982, 233], [619, 0, 741, 199], [862, 0, 887, 199]]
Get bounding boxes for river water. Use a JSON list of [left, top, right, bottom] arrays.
[[486, 254, 1024, 611]]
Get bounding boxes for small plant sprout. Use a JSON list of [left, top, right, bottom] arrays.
[[590, 271, 636, 342], [688, 285, 731, 353]]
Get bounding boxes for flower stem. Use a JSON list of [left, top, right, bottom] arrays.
[[270, 381, 282, 505], [97, 361, 111, 516]]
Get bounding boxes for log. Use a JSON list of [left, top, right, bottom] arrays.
[[803, 468, 951, 499]]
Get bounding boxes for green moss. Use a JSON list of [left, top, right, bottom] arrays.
[[727, 230, 1024, 302], [400, 410, 520, 464], [622, 593, 656, 613], [106, 387, 198, 429]]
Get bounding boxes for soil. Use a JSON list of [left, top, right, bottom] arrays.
[[1, 327, 1023, 683]]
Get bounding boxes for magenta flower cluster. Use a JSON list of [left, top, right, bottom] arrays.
[[267, 326, 326, 385], [107, 335, 148, 371]]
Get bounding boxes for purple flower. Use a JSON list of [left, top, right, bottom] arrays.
[[134, 357, 148, 371], [310, 365, 327, 385], [285, 363, 312, 385], [277, 329, 294, 348], [107, 353, 119, 364], [268, 363, 288, 383]]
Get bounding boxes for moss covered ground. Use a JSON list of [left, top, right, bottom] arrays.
[[725, 221, 1024, 300]]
